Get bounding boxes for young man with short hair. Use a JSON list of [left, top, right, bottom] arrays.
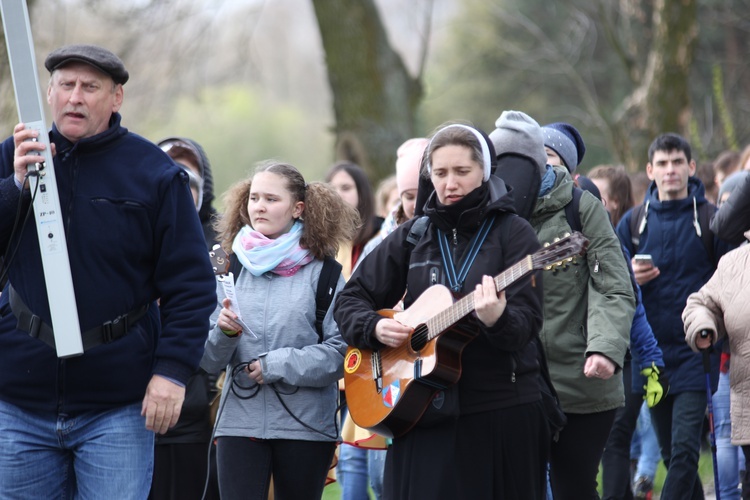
[[616, 132, 732, 500]]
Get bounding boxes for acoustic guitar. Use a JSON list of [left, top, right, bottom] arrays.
[[343, 232, 589, 438]]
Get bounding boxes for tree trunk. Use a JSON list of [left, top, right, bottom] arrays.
[[311, 0, 423, 181], [614, 0, 697, 170]]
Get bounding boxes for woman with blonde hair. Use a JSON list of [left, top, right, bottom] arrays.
[[201, 161, 359, 500]]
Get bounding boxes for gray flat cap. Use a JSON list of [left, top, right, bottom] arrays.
[[45, 44, 129, 85]]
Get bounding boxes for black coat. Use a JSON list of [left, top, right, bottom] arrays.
[[334, 177, 544, 415]]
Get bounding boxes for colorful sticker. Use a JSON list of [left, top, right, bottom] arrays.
[[382, 380, 401, 408], [344, 349, 361, 374]]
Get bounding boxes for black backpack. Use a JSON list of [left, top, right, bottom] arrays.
[[228, 254, 341, 342]]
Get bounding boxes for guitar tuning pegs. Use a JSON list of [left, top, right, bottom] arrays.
[[544, 242, 551, 247]]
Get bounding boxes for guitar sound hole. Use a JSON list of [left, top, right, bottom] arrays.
[[410, 325, 428, 352]]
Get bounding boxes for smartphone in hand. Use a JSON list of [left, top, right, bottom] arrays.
[[633, 254, 654, 267]]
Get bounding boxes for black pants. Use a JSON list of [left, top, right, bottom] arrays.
[[383, 401, 549, 500], [215, 436, 335, 500], [601, 361, 644, 500], [549, 409, 617, 500], [149, 442, 216, 500]]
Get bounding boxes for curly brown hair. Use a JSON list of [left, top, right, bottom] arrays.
[[215, 161, 360, 260]]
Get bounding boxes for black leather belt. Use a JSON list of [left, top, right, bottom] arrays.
[[8, 285, 149, 351]]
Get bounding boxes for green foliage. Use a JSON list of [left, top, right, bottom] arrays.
[[138, 84, 334, 210]]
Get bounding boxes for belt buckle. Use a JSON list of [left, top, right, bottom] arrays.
[[101, 317, 117, 343]]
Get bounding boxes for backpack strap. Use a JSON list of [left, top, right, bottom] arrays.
[[629, 203, 646, 253], [697, 202, 716, 264], [228, 253, 243, 279], [406, 215, 430, 247], [563, 187, 583, 234], [315, 256, 343, 343]]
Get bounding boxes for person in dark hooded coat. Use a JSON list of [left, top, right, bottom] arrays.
[[334, 122, 548, 499], [149, 137, 221, 500]]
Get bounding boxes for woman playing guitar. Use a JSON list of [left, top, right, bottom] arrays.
[[334, 123, 550, 499]]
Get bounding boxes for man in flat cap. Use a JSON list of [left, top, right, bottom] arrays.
[[0, 44, 216, 497]]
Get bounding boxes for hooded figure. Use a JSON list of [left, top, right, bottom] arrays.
[[158, 137, 219, 248], [489, 110, 548, 221]]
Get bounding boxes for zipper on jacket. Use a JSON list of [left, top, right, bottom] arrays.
[[510, 354, 517, 383], [593, 254, 600, 273], [57, 359, 66, 414], [452, 228, 458, 247], [65, 155, 79, 235], [430, 267, 439, 285]]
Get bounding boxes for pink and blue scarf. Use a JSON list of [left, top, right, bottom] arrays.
[[232, 221, 313, 277]]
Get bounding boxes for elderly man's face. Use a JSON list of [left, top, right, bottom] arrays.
[[47, 62, 123, 142]]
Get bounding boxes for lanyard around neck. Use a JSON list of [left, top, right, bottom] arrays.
[[437, 215, 496, 292]]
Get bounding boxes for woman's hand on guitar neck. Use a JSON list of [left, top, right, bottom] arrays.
[[375, 318, 412, 348], [474, 275, 507, 327]]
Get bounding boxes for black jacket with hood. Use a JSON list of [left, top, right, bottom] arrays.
[[334, 176, 544, 415]]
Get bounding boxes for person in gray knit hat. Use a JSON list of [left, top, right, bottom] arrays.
[[490, 109, 636, 500], [490, 110, 548, 178], [488, 110, 548, 220]]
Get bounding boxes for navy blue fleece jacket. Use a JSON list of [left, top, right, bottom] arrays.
[[0, 113, 216, 414]]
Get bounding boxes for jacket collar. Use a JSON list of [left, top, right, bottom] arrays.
[[50, 112, 128, 155]]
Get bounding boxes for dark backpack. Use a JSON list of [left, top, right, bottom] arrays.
[[564, 187, 584, 234], [628, 201, 715, 263], [228, 254, 341, 342]]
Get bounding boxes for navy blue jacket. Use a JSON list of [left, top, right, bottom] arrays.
[[616, 178, 729, 393], [0, 113, 216, 414]]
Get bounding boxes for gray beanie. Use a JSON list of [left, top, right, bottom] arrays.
[[489, 110, 548, 178]]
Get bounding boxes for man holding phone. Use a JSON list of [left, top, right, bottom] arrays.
[[616, 133, 731, 500]]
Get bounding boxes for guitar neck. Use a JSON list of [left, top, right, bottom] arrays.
[[425, 256, 533, 340]]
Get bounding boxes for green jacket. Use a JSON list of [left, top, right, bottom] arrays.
[[530, 167, 634, 413]]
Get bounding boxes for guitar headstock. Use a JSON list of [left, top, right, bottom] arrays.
[[532, 232, 589, 271], [209, 244, 230, 276]]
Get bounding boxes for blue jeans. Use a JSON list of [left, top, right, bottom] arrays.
[[715, 371, 744, 500], [0, 399, 154, 499], [339, 442, 370, 500], [650, 391, 706, 500], [631, 401, 660, 481], [368, 449, 386, 499]]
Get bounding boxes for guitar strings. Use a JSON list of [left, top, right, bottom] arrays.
[[371, 242, 577, 361]]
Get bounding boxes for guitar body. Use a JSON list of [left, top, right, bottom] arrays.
[[343, 285, 478, 438], [342, 232, 589, 439]]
